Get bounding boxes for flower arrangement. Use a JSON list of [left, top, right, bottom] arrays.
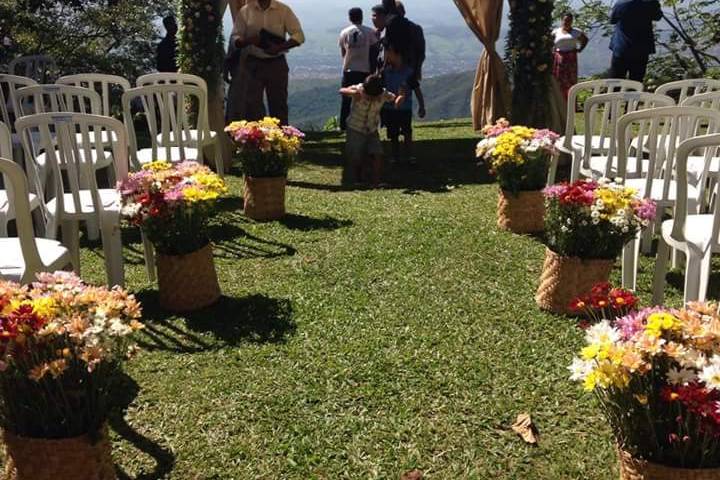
[[476, 119, 559, 194], [177, 2, 224, 91], [0, 272, 142, 439], [569, 282, 639, 323], [225, 117, 305, 178], [118, 161, 227, 256], [570, 301, 720, 468], [544, 179, 657, 259]]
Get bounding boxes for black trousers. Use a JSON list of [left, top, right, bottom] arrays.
[[340, 70, 369, 131], [610, 54, 650, 83]]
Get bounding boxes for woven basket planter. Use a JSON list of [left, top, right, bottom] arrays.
[[535, 249, 614, 315], [244, 176, 286, 221], [157, 243, 221, 312], [3, 427, 115, 480], [619, 449, 720, 480], [497, 189, 545, 234]]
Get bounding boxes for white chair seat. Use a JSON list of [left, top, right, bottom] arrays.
[[75, 130, 118, 146], [136, 147, 200, 165], [585, 156, 648, 179], [687, 156, 720, 183], [0, 238, 70, 282], [625, 178, 700, 203], [46, 189, 119, 217], [560, 135, 611, 153], [662, 215, 717, 252], [0, 191, 40, 211], [36, 148, 114, 170]]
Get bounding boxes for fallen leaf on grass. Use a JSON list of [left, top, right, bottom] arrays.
[[512, 413, 539, 445], [401, 469, 424, 480]]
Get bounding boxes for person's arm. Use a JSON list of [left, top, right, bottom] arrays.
[[232, 11, 260, 49], [265, 6, 305, 55], [339, 86, 361, 97], [414, 86, 425, 118], [339, 33, 346, 59], [578, 32, 589, 52]]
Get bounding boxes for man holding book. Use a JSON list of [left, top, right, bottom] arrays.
[[231, 0, 305, 125]]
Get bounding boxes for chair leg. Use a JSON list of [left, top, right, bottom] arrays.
[[100, 215, 124, 288], [212, 139, 225, 179], [685, 253, 703, 304], [698, 251, 713, 302], [61, 220, 81, 275], [622, 236, 640, 291], [640, 220, 654, 255], [0, 217, 7, 238], [570, 148, 581, 182], [651, 237, 671, 306], [547, 152, 559, 186], [142, 231, 156, 283]]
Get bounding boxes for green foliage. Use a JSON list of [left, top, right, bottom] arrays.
[[0, 0, 172, 81], [144, 204, 215, 256], [322, 116, 339, 132], [506, 0, 556, 128], [234, 151, 294, 178], [177, 0, 225, 92], [496, 154, 550, 194]]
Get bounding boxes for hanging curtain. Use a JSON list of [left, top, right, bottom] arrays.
[[452, 0, 511, 130]]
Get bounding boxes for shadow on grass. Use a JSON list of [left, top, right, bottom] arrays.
[[109, 372, 175, 480], [279, 213, 352, 231], [135, 292, 296, 353]]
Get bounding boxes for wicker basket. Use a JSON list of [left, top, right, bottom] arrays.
[[3, 426, 115, 480], [244, 176, 286, 221], [497, 189, 545, 234], [157, 243, 221, 312], [535, 249, 614, 315], [619, 449, 720, 480]]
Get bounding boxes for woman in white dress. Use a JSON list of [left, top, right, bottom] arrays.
[[552, 13, 589, 101]]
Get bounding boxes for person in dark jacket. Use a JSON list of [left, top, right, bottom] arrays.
[[156, 16, 179, 73], [379, 0, 423, 88], [609, 0, 663, 82]]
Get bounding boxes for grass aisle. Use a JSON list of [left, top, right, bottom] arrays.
[[71, 120, 684, 479]]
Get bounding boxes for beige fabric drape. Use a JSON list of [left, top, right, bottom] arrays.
[[453, 0, 511, 130]]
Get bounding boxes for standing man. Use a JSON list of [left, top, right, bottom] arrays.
[[156, 16, 179, 73], [395, 1, 425, 82], [609, 0, 663, 82], [339, 8, 378, 131], [230, 0, 305, 126]]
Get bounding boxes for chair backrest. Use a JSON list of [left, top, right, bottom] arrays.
[[0, 121, 10, 159], [14, 84, 101, 117], [122, 83, 208, 167], [0, 156, 46, 282], [15, 113, 129, 222], [672, 133, 720, 250], [136, 72, 207, 91], [681, 90, 720, 110], [57, 74, 131, 117], [617, 106, 720, 204], [0, 74, 38, 133], [583, 92, 675, 175], [563, 78, 644, 150], [8, 55, 57, 83], [656, 79, 720, 105]]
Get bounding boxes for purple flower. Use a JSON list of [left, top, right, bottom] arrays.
[[615, 307, 666, 340], [164, 189, 184, 202], [543, 184, 567, 198], [635, 199, 657, 222]]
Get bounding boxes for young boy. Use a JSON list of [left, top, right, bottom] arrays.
[[381, 44, 426, 165], [340, 74, 402, 187]]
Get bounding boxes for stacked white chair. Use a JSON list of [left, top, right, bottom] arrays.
[[0, 156, 71, 284], [136, 73, 224, 174], [680, 91, 720, 182], [56, 74, 131, 117], [15, 113, 132, 287], [575, 92, 674, 181], [0, 74, 38, 156], [652, 133, 720, 304], [553, 79, 643, 183], [0, 121, 42, 236], [656, 79, 720, 105], [8, 55, 57, 83], [618, 106, 720, 290]]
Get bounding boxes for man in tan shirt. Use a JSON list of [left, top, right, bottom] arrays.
[[230, 0, 305, 125]]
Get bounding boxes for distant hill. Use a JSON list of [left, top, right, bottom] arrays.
[[289, 70, 474, 129]]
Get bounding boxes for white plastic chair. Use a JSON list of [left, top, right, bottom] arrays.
[[652, 133, 720, 304], [0, 156, 71, 284], [0, 121, 42, 237], [136, 73, 223, 174], [617, 106, 720, 290], [681, 91, 720, 181], [8, 55, 57, 83], [15, 113, 132, 287], [122, 83, 214, 169], [0, 75, 38, 156], [576, 92, 675, 181], [57, 74, 131, 117], [656, 79, 720, 105]]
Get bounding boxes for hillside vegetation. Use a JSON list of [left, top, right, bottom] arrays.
[[289, 71, 474, 129]]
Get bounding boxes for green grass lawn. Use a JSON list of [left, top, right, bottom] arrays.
[[55, 119, 691, 478]]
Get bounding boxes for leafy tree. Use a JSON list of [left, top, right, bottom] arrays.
[[554, 0, 720, 83], [0, 0, 173, 82]]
